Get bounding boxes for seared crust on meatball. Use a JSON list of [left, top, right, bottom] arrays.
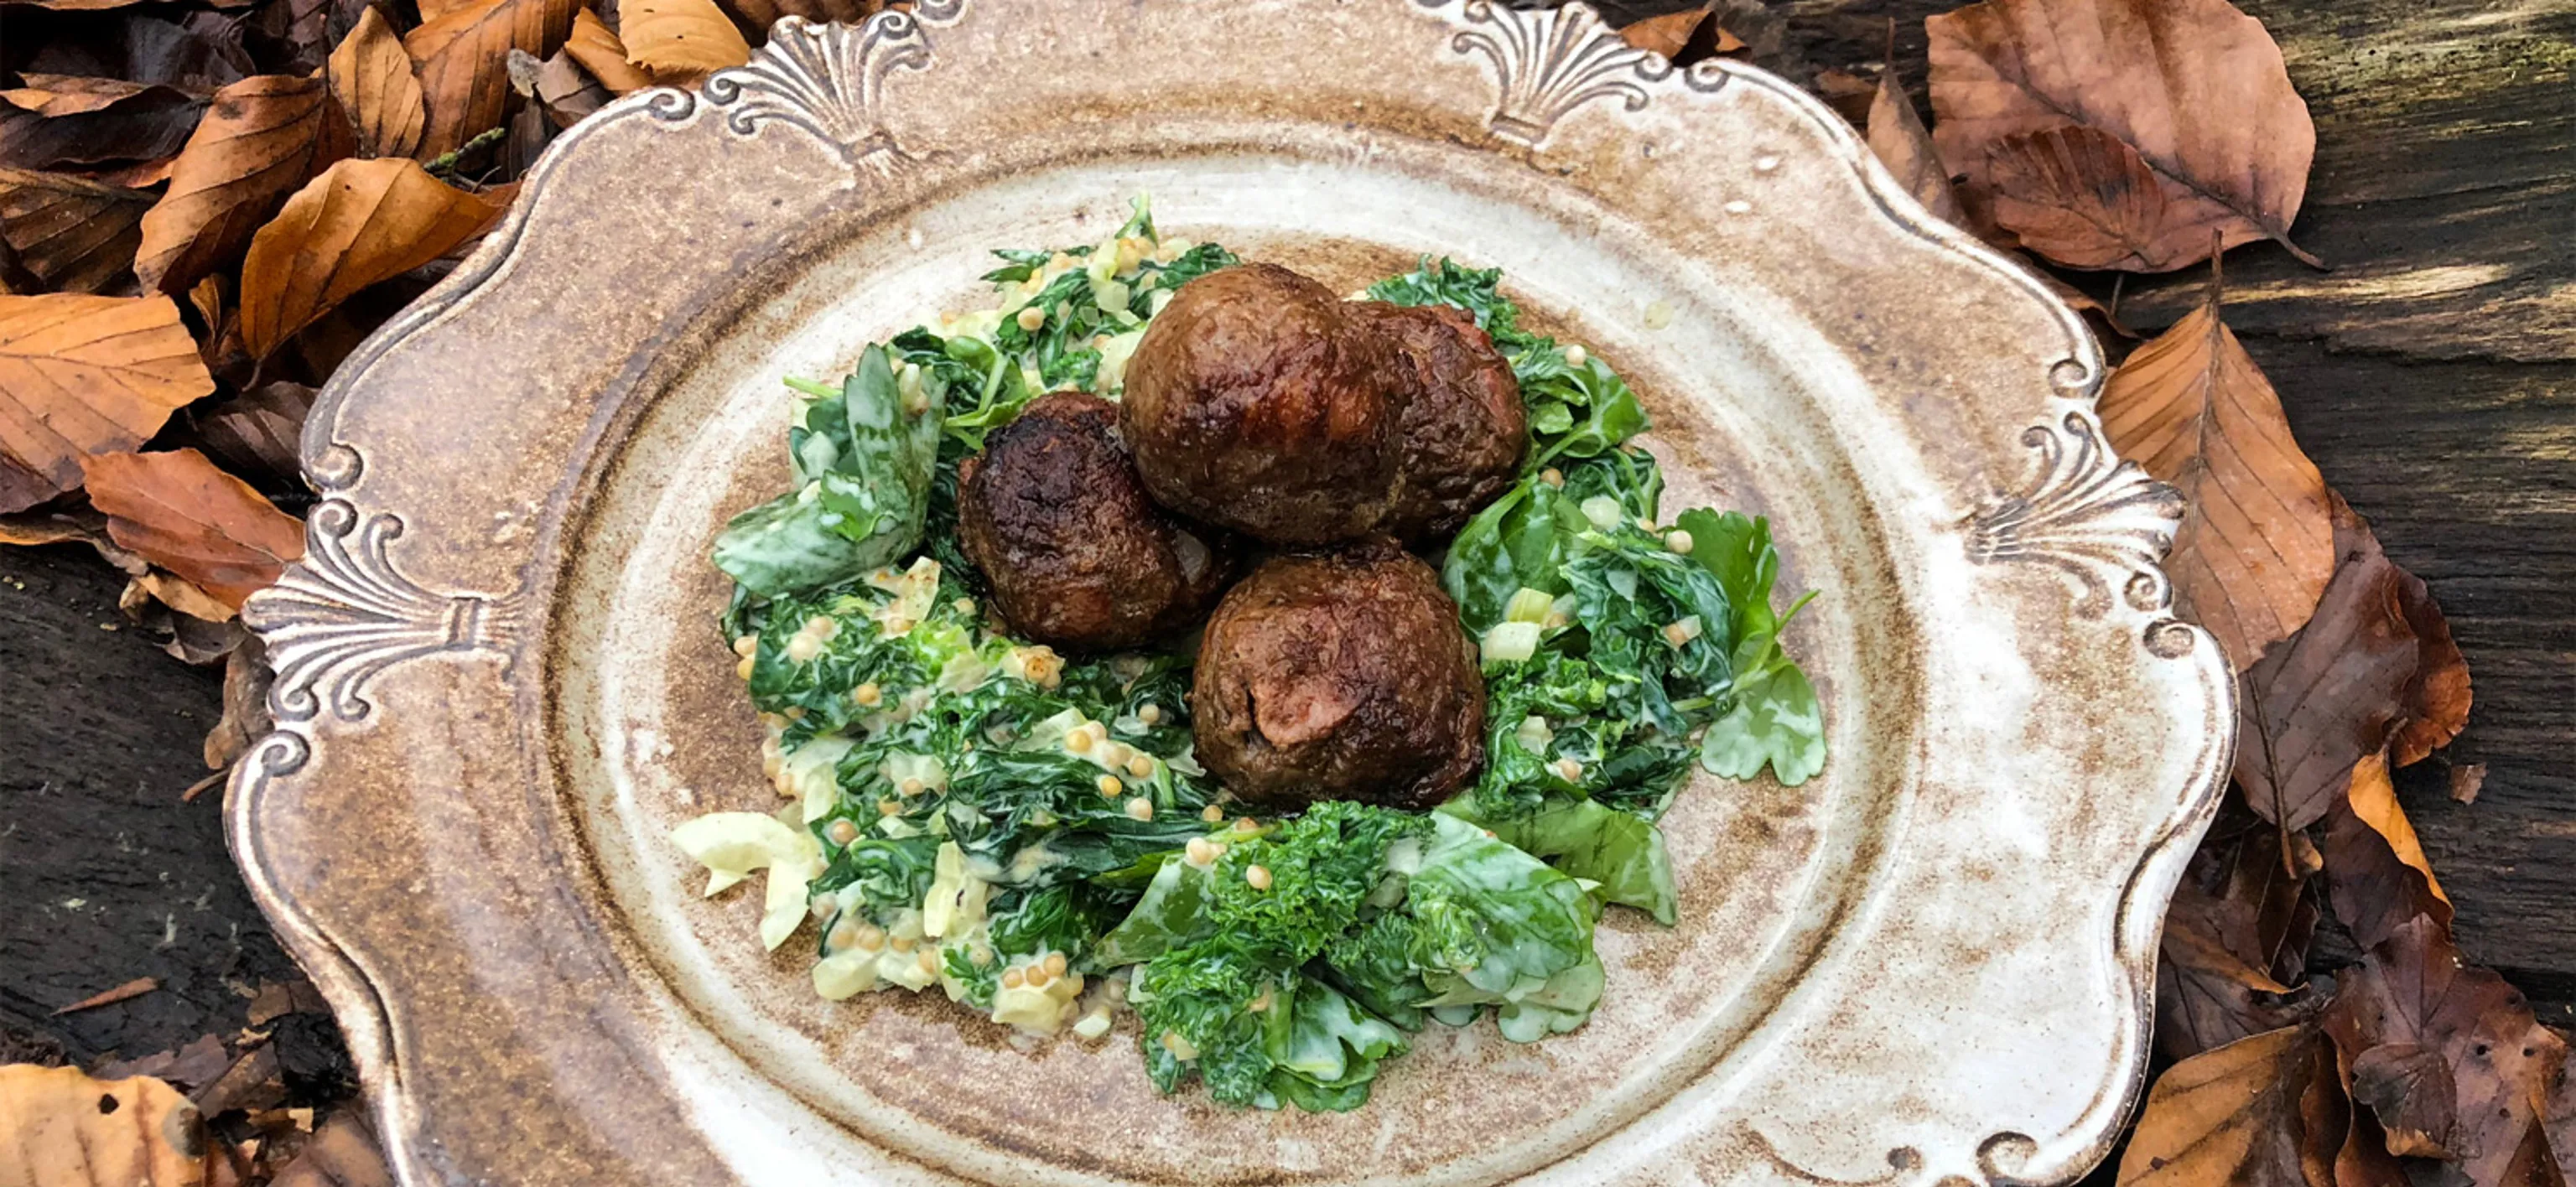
[[1191, 538, 1484, 811], [1352, 301, 1528, 543], [958, 392, 1233, 652], [1120, 264, 1402, 546]]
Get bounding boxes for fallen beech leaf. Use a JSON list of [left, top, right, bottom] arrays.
[[1618, 8, 1704, 58], [0, 505, 149, 573], [2323, 781, 2454, 952], [81, 448, 305, 607], [136, 568, 240, 622], [2388, 562, 2470, 766], [0, 77, 207, 171], [530, 49, 610, 129], [1983, 125, 2184, 271], [2449, 763, 2486, 806], [191, 1044, 286, 1116], [2324, 915, 2567, 1185], [2116, 1024, 2342, 1187], [1809, 68, 1878, 127], [0, 293, 214, 512], [238, 157, 500, 358], [2235, 500, 2421, 832], [405, 0, 583, 157], [189, 381, 314, 490], [565, 9, 656, 96], [328, 7, 428, 159], [1866, 64, 1961, 225], [2096, 272, 2333, 671], [205, 635, 273, 770], [721, 0, 880, 29], [53, 975, 161, 1013], [2337, 1097, 2412, 1187], [621, 0, 752, 75], [267, 1111, 395, 1187], [136, 75, 340, 295], [2348, 1042, 2457, 1158], [2501, 1117, 2568, 1187], [2345, 751, 2447, 906], [0, 168, 156, 293], [97, 1034, 235, 1091], [1926, 0, 2320, 272], [2157, 809, 2319, 1059], [0, 1064, 205, 1186]]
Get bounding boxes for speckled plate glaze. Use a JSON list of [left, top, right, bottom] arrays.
[[228, 3, 2234, 1184]]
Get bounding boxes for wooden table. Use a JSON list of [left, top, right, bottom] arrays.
[[6, 0, 2571, 1070]]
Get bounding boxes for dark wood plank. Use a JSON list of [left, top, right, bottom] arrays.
[[0, 543, 303, 1063]]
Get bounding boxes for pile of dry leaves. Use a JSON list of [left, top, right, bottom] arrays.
[[0, 0, 2556, 1183]]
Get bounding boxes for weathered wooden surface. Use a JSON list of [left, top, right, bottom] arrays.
[[0, 543, 304, 1063], [4, 0, 2571, 1075]]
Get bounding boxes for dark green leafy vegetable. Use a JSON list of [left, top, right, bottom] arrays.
[[697, 230, 1826, 1117], [712, 345, 942, 598]]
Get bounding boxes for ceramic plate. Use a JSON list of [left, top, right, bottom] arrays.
[[230, 3, 2233, 1183]]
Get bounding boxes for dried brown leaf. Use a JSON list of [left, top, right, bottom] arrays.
[[0, 78, 206, 171], [189, 381, 314, 490], [531, 49, 610, 129], [239, 157, 500, 358], [2117, 1024, 2343, 1187], [2097, 279, 2333, 671], [0, 293, 214, 512], [191, 1044, 285, 1116], [565, 8, 657, 96], [0, 1064, 205, 1186], [405, 0, 583, 157], [1618, 8, 1706, 59], [2389, 562, 2470, 766], [2324, 915, 2568, 1185], [720, 0, 880, 29], [2324, 760, 2454, 951], [81, 448, 304, 607], [2449, 763, 2486, 806], [267, 1112, 394, 1187], [0, 168, 156, 293], [135, 75, 340, 295], [1865, 65, 1961, 225], [1983, 125, 2186, 271], [135, 568, 241, 621], [2346, 751, 2447, 906], [96, 1034, 234, 1091], [52, 975, 161, 1014], [205, 634, 273, 769], [2235, 500, 2421, 832], [2158, 807, 2319, 1059], [1926, 0, 2319, 272], [328, 7, 428, 159], [620, 0, 750, 74]]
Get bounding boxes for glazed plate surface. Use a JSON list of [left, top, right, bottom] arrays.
[[230, 3, 2233, 1184]]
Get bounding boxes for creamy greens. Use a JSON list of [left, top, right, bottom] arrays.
[[673, 200, 1825, 1113]]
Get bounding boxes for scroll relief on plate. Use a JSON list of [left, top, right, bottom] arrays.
[[1965, 410, 2194, 657], [645, 8, 958, 164], [1432, 0, 1723, 148], [242, 448, 521, 737]]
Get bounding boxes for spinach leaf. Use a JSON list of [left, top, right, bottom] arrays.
[[1262, 978, 1407, 1112], [714, 346, 941, 598], [1698, 619, 1827, 786], [1442, 796, 1676, 924]]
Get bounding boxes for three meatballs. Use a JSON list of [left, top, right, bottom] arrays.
[[957, 392, 1233, 652], [1121, 264, 1526, 547], [1190, 539, 1486, 813], [962, 263, 1521, 811]]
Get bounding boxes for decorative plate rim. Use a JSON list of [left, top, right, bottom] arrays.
[[226, 4, 2236, 1184]]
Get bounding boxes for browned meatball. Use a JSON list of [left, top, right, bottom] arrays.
[[1351, 301, 1529, 543], [958, 392, 1233, 652], [1120, 263, 1401, 546], [1191, 538, 1484, 811]]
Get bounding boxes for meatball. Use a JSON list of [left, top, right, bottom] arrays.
[[958, 391, 1233, 652], [1191, 538, 1485, 811], [1351, 301, 1528, 542], [1120, 263, 1402, 546]]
